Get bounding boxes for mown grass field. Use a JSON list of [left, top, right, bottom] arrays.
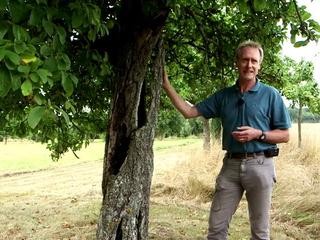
[[0, 123, 319, 240]]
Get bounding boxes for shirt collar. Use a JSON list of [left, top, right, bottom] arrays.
[[234, 78, 261, 92]]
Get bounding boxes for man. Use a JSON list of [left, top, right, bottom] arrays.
[[162, 40, 291, 240]]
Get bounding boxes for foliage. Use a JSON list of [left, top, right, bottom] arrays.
[[282, 58, 320, 113], [288, 107, 320, 123], [0, 0, 113, 159], [163, 0, 320, 103], [1, 0, 320, 158], [156, 108, 202, 138]]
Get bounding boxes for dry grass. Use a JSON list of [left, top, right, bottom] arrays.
[[271, 123, 320, 239], [151, 123, 320, 239]]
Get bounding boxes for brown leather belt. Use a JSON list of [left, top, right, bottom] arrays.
[[226, 151, 265, 159]]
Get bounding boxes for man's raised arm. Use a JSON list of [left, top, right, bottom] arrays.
[[162, 70, 201, 119]]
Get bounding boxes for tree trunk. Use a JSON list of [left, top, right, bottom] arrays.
[[96, 2, 169, 239], [202, 117, 211, 152]]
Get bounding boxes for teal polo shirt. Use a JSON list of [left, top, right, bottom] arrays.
[[195, 79, 291, 153]]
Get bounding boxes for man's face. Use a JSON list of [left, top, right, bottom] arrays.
[[236, 47, 261, 82]]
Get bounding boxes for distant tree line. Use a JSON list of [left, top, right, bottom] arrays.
[[288, 107, 320, 123], [155, 106, 320, 139]]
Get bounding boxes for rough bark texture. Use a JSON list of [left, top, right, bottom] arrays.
[[97, 1, 169, 239]]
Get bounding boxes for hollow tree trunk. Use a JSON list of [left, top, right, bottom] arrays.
[[96, 1, 169, 239]]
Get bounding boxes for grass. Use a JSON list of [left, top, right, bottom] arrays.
[[0, 140, 105, 175], [0, 124, 319, 239], [0, 137, 199, 174]]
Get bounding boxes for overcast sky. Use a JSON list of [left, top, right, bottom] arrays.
[[281, 0, 320, 83]]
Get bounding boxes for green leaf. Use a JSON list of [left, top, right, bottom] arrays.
[[36, 0, 47, 5], [40, 44, 51, 56], [8, 2, 30, 23], [14, 41, 27, 54], [72, 12, 84, 28], [21, 79, 33, 96], [11, 73, 22, 91], [21, 55, 37, 64], [0, 67, 11, 97], [25, 44, 37, 55], [106, 19, 114, 30], [17, 65, 31, 74], [37, 68, 52, 83], [301, 12, 311, 21], [29, 8, 43, 26], [28, 106, 46, 129], [33, 94, 44, 105], [290, 34, 296, 44], [309, 19, 320, 32], [42, 19, 54, 36], [88, 28, 96, 41], [5, 50, 20, 65], [294, 40, 308, 47], [56, 26, 66, 45], [53, 34, 61, 50], [4, 58, 16, 70], [0, 47, 5, 61], [65, 100, 76, 114], [61, 73, 74, 96], [30, 72, 40, 82], [0, 22, 9, 39], [57, 54, 71, 70], [13, 25, 22, 41], [0, 1, 7, 10], [253, 0, 267, 11], [43, 57, 58, 72], [238, 0, 248, 13], [70, 74, 78, 85], [60, 109, 71, 125]]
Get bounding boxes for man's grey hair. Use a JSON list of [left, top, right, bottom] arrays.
[[236, 40, 264, 64]]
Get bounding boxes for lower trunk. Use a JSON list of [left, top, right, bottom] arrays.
[[97, 126, 155, 240]]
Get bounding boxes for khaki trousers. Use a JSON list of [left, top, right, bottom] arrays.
[[207, 155, 276, 240]]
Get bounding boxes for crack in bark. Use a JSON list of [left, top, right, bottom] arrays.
[[137, 81, 147, 129], [115, 219, 123, 240], [109, 123, 130, 175]]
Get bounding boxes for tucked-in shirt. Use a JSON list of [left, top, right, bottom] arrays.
[[195, 79, 291, 153]]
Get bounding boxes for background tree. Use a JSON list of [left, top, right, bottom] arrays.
[[282, 58, 320, 147], [288, 107, 320, 123]]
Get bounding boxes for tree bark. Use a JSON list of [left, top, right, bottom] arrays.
[[96, 1, 169, 239]]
